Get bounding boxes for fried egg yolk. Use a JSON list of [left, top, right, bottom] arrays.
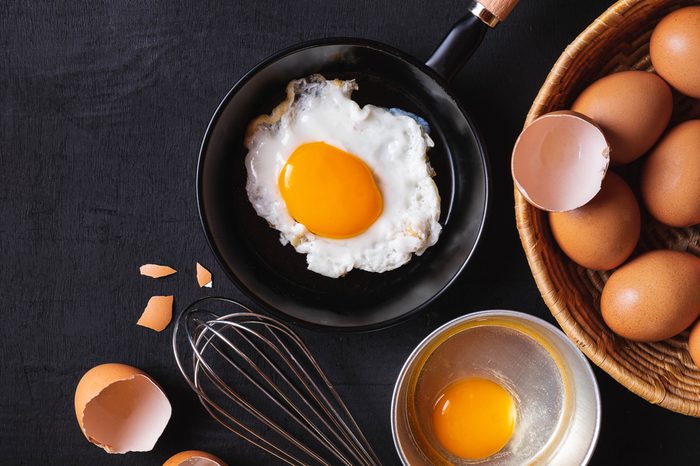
[[278, 142, 383, 239], [432, 378, 516, 460]]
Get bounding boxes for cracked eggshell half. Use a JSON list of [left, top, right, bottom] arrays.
[[75, 363, 172, 454], [512, 111, 610, 212], [163, 450, 228, 466]]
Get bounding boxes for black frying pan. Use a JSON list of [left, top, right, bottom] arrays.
[[197, 1, 518, 331]]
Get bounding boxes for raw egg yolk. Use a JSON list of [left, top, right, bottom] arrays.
[[278, 142, 383, 239], [432, 378, 516, 460]]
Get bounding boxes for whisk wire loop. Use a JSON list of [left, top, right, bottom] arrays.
[[172, 297, 380, 466]]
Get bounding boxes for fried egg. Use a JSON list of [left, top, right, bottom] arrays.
[[244, 75, 441, 278]]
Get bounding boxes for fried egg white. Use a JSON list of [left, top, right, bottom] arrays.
[[244, 75, 441, 278]]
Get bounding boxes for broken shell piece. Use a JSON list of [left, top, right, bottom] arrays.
[[74, 363, 172, 454], [512, 110, 610, 212], [137, 296, 173, 332], [140, 264, 177, 278], [196, 263, 212, 288], [163, 450, 228, 466]]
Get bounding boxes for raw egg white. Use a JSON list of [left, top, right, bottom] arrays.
[[244, 75, 441, 278]]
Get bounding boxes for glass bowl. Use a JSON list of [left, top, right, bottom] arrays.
[[391, 310, 600, 465]]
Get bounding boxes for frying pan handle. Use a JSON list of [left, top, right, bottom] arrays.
[[426, 0, 519, 82], [477, 0, 519, 25]]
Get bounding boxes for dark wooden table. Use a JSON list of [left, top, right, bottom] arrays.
[[2, 1, 698, 464]]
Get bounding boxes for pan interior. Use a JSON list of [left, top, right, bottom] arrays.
[[199, 42, 487, 329]]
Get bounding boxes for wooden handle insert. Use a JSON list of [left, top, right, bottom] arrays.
[[479, 0, 519, 22]]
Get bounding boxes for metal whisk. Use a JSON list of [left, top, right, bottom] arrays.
[[172, 297, 380, 466]]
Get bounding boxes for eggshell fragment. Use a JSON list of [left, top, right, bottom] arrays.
[[572, 70, 673, 165], [601, 250, 700, 342], [641, 120, 700, 227], [137, 296, 173, 332], [75, 363, 172, 454], [650, 6, 700, 99], [163, 450, 227, 466], [140, 264, 177, 278], [512, 110, 609, 212], [196, 262, 212, 288], [688, 320, 700, 368], [549, 172, 640, 270]]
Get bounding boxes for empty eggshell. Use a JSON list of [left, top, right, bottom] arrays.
[[688, 320, 700, 368], [74, 363, 172, 454], [140, 264, 177, 278], [163, 450, 227, 466], [549, 172, 641, 270], [196, 262, 212, 288], [572, 70, 673, 165], [137, 296, 174, 332], [512, 110, 609, 212]]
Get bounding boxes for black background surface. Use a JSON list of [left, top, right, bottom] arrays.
[[1, 1, 699, 465]]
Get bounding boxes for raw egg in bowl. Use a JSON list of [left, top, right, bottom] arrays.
[[392, 311, 600, 465]]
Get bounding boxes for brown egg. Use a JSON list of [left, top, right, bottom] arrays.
[[163, 450, 227, 466], [688, 320, 700, 368], [572, 71, 672, 165], [641, 120, 700, 227], [650, 6, 700, 98], [549, 172, 640, 270], [601, 250, 700, 342]]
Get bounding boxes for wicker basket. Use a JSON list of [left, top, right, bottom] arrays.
[[515, 0, 700, 416]]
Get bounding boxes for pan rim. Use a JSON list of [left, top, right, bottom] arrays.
[[196, 37, 490, 332]]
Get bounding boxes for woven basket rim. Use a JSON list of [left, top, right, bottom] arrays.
[[514, 0, 700, 416]]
